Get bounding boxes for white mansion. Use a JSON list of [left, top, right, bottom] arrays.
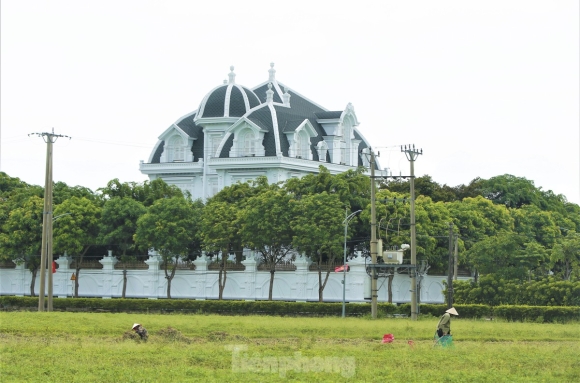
[[139, 64, 376, 199]]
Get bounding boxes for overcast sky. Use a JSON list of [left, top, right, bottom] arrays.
[[1, 0, 579, 204]]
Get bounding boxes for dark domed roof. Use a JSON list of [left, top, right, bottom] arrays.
[[196, 67, 261, 119]]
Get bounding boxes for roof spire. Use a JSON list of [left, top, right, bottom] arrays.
[[282, 86, 291, 107], [228, 66, 236, 84], [266, 82, 274, 103], [268, 62, 276, 82]]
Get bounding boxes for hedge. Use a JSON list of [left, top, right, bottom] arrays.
[[2, 297, 578, 322], [493, 305, 580, 323], [0, 296, 395, 317]]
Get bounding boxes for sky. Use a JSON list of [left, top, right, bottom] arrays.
[[1, 0, 579, 204]]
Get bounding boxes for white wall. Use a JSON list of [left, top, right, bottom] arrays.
[[0, 253, 471, 303]]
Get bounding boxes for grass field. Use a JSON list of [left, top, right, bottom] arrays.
[[1, 312, 579, 382]]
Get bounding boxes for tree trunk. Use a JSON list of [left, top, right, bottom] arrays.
[[165, 263, 177, 299], [30, 267, 38, 297], [218, 250, 227, 300], [122, 268, 127, 298], [268, 269, 275, 300], [74, 266, 81, 298], [318, 262, 332, 302]]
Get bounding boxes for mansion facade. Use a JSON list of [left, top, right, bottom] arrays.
[[139, 64, 377, 200]]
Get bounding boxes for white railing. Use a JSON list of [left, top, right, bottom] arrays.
[[0, 253, 471, 302]]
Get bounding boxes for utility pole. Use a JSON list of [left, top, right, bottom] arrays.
[[453, 234, 458, 281], [369, 149, 378, 319], [401, 144, 422, 320], [29, 129, 69, 312], [447, 223, 454, 308]]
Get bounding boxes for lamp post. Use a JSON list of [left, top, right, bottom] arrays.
[[342, 209, 362, 318]]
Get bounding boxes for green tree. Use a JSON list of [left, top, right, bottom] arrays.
[[98, 197, 147, 297], [550, 232, 580, 280], [238, 187, 294, 300], [200, 200, 239, 299], [134, 197, 200, 298], [466, 233, 547, 281], [98, 178, 185, 207], [290, 192, 344, 302], [0, 195, 44, 296], [53, 197, 102, 297]]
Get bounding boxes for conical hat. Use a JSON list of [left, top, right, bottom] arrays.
[[132, 323, 140, 329], [445, 307, 459, 316]]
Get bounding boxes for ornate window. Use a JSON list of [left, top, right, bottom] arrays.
[[168, 136, 184, 162], [317, 141, 328, 162]]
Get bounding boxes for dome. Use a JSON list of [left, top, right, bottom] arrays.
[[196, 66, 261, 119]]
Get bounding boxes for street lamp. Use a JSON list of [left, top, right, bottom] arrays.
[[342, 209, 362, 318]]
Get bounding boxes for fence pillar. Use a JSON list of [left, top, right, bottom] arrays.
[[193, 252, 210, 300], [241, 251, 258, 300], [55, 252, 73, 298], [11, 259, 26, 296], [99, 250, 118, 299], [347, 251, 367, 301], [145, 251, 162, 299], [293, 254, 312, 302]]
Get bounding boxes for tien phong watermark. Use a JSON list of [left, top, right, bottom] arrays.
[[226, 345, 355, 378]]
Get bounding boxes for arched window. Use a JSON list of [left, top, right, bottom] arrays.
[[295, 131, 310, 159], [240, 129, 255, 156], [168, 136, 184, 162]]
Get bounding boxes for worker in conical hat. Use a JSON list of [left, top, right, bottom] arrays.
[[436, 307, 459, 337], [132, 323, 148, 341]]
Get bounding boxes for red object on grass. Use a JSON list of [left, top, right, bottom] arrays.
[[382, 334, 394, 343], [52, 261, 57, 273]]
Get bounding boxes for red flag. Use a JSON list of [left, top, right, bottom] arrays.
[[52, 261, 57, 273], [334, 265, 349, 272]]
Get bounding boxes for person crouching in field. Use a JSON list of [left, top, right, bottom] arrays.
[[436, 307, 458, 337], [132, 323, 148, 341]]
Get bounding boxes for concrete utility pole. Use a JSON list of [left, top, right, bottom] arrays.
[[29, 129, 69, 312], [447, 223, 454, 308], [369, 149, 378, 319], [401, 144, 422, 320]]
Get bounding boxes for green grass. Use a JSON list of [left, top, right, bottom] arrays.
[[1, 312, 579, 382]]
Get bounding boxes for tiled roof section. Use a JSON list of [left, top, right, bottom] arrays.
[[315, 111, 342, 119], [176, 113, 200, 139], [202, 86, 227, 117], [254, 83, 283, 103], [229, 86, 246, 117], [219, 134, 234, 158], [151, 141, 164, 164], [246, 105, 273, 132], [244, 87, 261, 109]]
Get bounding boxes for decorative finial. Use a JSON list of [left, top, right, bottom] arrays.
[[268, 62, 276, 82], [228, 66, 236, 84], [266, 82, 274, 103]]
